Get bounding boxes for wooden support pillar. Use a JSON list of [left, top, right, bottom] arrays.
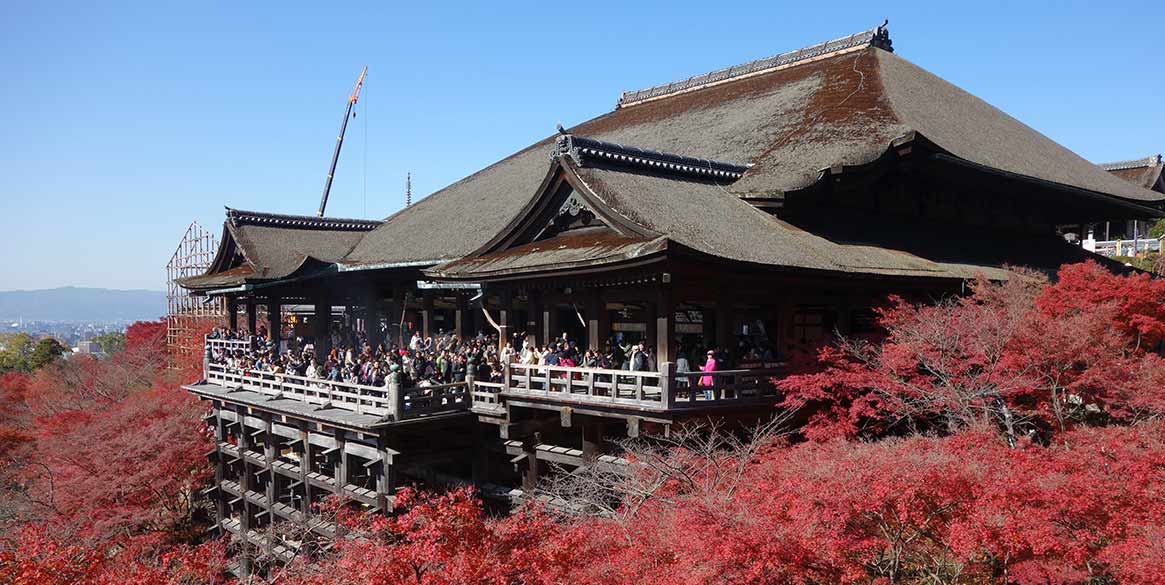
[[586, 290, 602, 351], [421, 291, 434, 338], [246, 299, 257, 335], [471, 423, 490, 485], [375, 432, 395, 512], [597, 297, 611, 350], [527, 291, 543, 348], [385, 286, 401, 347], [234, 405, 253, 533], [497, 290, 512, 353], [656, 281, 674, 366], [266, 297, 281, 351], [544, 295, 560, 346], [715, 295, 735, 355], [581, 421, 604, 459], [644, 300, 657, 350], [313, 300, 331, 358], [298, 422, 312, 520], [365, 292, 384, 350], [333, 428, 347, 495], [522, 433, 541, 492], [262, 413, 276, 555], [226, 296, 239, 331], [212, 404, 227, 524], [455, 294, 468, 340]]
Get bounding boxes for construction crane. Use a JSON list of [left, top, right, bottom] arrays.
[[317, 66, 368, 217]]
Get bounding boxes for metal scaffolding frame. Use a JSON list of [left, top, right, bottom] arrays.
[[166, 221, 224, 358]]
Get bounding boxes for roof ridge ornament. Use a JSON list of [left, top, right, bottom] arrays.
[[553, 134, 749, 182], [225, 208, 383, 231], [616, 21, 892, 109], [1098, 154, 1164, 171]]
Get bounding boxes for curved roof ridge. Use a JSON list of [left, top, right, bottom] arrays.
[[1098, 154, 1163, 171], [555, 134, 750, 181], [226, 207, 382, 231], [617, 22, 892, 108]]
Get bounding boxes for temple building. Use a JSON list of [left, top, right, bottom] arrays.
[[177, 24, 1165, 573], [1096, 154, 1165, 241]]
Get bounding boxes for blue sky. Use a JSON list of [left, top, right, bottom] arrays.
[[1, 1, 1161, 291]]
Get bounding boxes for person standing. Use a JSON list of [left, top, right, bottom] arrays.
[[699, 350, 717, 400]]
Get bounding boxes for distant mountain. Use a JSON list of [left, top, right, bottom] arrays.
[[0, 287, 166, 322]]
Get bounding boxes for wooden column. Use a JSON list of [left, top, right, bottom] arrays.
[[645, 300, 657, 351], [586, 290, 602, 351], [384, 286, 401, 347], [262, 414, 276, 554], [527, 291, 543, 348], [226, 296, 239, 331], [212, 404, 227, 524], [455, 294, 468, 340], [544, 295, 560, 346], [522, 433, 541, 492], [246, 299, 257, 335], [715, 295, 735, 354], [333, 428, 347, 495], [597, 297, 611, 350], [234, 405, 253, 535], [365, 292, 384, 350], [497, 290, 511, 352], [375, 432, 395, 512], [656, 283, 674, 366], [313, 300, 331, 358], [298, 422, 313, 519], [266, 297, 281, 351], [581, 421, 603, 459], [421, 291, 434, 338]]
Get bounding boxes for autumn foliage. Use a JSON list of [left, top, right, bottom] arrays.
[[2, 264, 1164, 584], [0, 320, 221, 584]]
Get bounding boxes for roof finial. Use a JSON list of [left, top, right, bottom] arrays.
[[405, 173, 412, 207], [556, 122, 568, 135]]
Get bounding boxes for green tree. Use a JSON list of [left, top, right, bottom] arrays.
[[1150, 218, 1165, 239], [0, 333, 33, 373], [28, 338, 67, 371], [92, 332, 126, 354]]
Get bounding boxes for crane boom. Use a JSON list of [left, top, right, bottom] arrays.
[[317, 66, 368, 217]]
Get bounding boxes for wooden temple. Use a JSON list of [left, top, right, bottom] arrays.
[[177, 24, 1165, 573]]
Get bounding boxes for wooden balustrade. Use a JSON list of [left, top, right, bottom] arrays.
[[498, 362, 782, 411], [206, 337, 253, 353], [506, 363, 665, 408], [204, 361, 470, 421], [470, 380, 505, 412]]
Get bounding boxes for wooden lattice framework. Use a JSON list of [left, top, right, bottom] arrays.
[[167, 221, 224, 358]]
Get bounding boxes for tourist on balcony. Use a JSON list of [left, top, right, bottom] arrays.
[[581, 349, 598, 368], [699, 350, 717, 400], [629, 342, 650, 372], [675, 348, 692, 391]]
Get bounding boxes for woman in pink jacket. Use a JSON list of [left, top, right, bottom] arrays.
[[699, 350, 717, 400]]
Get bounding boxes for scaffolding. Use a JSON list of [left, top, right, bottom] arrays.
[[166, 221, 224, 359]]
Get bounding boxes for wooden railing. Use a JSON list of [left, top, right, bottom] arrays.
[[667, 367, 782, 406], [470, 380, 505, 412], [204, 362, 470, 421], [506, 363, 664, 407], [206, 336, 253, 353], [500, 363, 782, 411]]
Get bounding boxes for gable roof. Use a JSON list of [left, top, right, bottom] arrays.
[[177, 209, 380, 291], [184, 24, 1159, 291], [1101, 155, 1165, 194], [345, 26, 1161, 271]]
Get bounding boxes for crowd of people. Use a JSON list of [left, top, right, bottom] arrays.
[[206, 321, 779, 394]]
